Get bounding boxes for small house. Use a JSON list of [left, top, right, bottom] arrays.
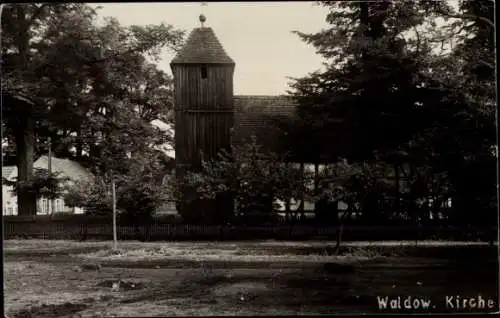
[[2, 155, 93, 215]]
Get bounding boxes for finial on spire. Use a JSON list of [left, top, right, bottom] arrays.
[[199, 14, 206, 27], [199, 2, 207, 27]]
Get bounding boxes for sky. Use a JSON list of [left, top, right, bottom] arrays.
[[91, 2, 330, 95]]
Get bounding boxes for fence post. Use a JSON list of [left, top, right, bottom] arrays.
[[112, 178, 117, 250]]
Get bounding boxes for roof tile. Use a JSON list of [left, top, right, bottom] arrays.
[[34, 156, 92, 181], [2, 157, 92, 184], [232, 95, 297, 143], [171, 27, 234, 64]]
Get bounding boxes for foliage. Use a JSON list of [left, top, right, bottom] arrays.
[[175, 137, 315, 223], [437, 0, 495, 225], [1, 3, 183, 215], [115, 150, 171, 220], [3, 168, 70, 200], [63, 178, 113, 216], [317, 160, 392, 221], [288, 0, 496, 226], [64, 149, 171, 219]]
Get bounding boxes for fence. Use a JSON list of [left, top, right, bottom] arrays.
[[3, 216, 497, 241]]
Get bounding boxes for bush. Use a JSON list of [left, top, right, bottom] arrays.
[[64, 179, 113, 216], [115, 151, 171, 226], [174, 138, 313, 225], [3, 168, 70, 201]]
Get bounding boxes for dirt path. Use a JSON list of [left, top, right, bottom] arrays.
[[4, 243, 498, 316]]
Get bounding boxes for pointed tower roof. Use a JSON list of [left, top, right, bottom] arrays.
[[171, 26, 234, 65]]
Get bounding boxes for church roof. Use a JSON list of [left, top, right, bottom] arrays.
[[171, 27, 234, 65], [234, 95, 296, 130], [233, 95, 297, 145]]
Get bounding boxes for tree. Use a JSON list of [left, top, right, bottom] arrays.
[[443, 0, 495, 227], [315, 159, 390, 251], [290, 2, 436, 227], [288, 1, 495, 231], [64, 178, 112, 217], [115, 149, 171, 240], [272, 161, 314, 225], [3, 168, 70, 212], [412, 0, 496, 226], [288, 1, 446, 163], [2, 3, 183, 215]]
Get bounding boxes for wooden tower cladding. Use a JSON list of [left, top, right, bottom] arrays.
[[171, 26, 235, 173], [171, 24, 235, 221]]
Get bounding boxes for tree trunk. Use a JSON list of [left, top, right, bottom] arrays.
[[314, 163, 319, 192], [135, 223, 141, 241], [143, 216, 152, 242], [76, 130, 84, 158], [299, 162, 305, 220], [80, 216, 89, 241], [335, 209, 351, 254], [15, 115, 37, 216], [286, 197, 293, 236], [431, 195, 440, 224], [407, 166, 419, 244], [12, 7, 37, 216], [394, 163, 400, 217]]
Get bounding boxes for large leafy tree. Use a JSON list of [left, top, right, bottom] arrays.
[[288, 1, 446, 162], [289, 1, 443, 220], [116, 149, 171, 222], [424, 0, 496, 225], [288, 1, 495, 226], [2, 4, 183, 215]]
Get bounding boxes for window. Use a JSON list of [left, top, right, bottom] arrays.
[[41, 198, 47, 214], [201, 66, 207, 79], [56, 199, 62, 212]]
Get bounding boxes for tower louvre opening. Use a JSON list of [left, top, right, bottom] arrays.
[[201, 66, 208, 79]]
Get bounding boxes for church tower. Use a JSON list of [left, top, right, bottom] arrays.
[[171, 15, 235, 176], [171, 15, 235, 220]]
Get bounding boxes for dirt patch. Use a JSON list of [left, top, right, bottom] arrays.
[[96, 279, 148, 291], [11, 302, 88, 318], [4, 243, 498, 316], [211, 281, 272, 298], [322, 262, 356, 273], [4, 247, 105, 258]]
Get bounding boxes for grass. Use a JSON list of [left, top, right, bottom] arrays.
[[5, 239, 494, 249], [4, 239, 493, 256], [75, 245, 381, 264], [4, 239, 498, 316]]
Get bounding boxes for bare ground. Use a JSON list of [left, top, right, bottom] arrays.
[[3, 240, 499, 317]]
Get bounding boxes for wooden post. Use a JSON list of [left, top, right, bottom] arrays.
[[112, 178, 117, 250], [48, 136, 55, 215]]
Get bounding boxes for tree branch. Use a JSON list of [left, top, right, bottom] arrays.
[[439, 11, 494, 28], [81, 47, 143, 67], [478, 59, 495, 69]]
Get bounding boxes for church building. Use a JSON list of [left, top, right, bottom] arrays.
[[169, 15, 309, 217], [170, 15, 297, 171]]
